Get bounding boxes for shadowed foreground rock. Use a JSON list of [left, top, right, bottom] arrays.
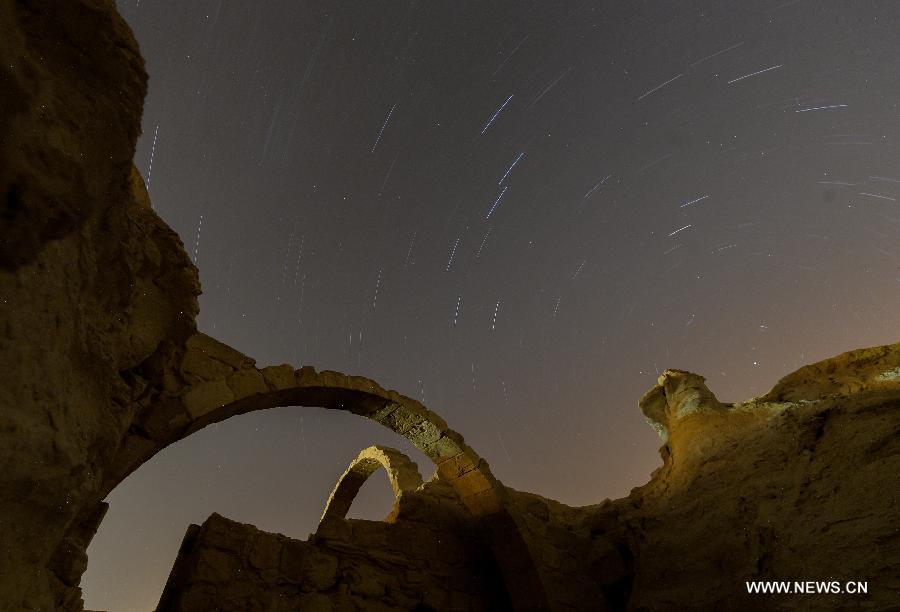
[[1, 2, 898, 611]]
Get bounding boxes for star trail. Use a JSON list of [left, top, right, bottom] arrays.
[[84, 1, 900, 609]]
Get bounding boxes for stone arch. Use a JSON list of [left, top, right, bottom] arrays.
[[318, 445, 423, 526], [103, 334, 502, 515], [96, 332, 554, 610]]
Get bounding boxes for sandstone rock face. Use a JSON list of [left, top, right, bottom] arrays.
[[588, 344, 900, 611], [0, 1, 200, 608], [0, 0, 147, 270], [1, 2, 898, 611]]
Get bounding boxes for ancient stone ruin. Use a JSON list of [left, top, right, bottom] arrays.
[[1, 2, 898, 611]]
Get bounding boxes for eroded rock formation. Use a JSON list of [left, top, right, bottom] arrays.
[[1, 2, 898, 611], [1, 1, 198, 609], [593, 350, 900, 610]]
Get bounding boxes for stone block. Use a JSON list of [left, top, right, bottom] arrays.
[[279, 539, 310, 579], [248, 535, 282, 570], [303, 550, 339, 591], [186, 333, 256, 369], [261, 364, 296, 390], [182, 379, 235, 419], [379, 404, 424, 436], [347, 564, 387, 598], [193, 547, 241, 583], [202, 514, 251, 553], [345, 374, 383, 395], [353, 521, 394, 547], [315, 518, 352, 542], [280, 539, 338, 591], [163, 371, 183, 395], [422, 435, 462, 462], [461, 489, 503, 516], [406, 419, 442, 446], [369, 401, 399, 422], [180, 347, 233, 382], [295, 366, 321, 387], [319, 370, 349, 388], [226, 368, 267, 399], [365, 548, 410, 567], [437, 453, 478, 480]]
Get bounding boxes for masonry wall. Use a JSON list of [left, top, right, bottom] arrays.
[[157, 480, 514, 611]]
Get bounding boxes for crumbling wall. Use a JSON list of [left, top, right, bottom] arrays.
[[156, 443, 621, 612], [99, 334, 562, 610], [157, 478, 514, 611]]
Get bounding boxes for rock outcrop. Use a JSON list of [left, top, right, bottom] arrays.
[[1, 1, 199, 609], [589, 348, 900, 610], [1, 2, 898, 611]]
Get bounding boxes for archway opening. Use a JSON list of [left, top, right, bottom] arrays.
[[80, 406, 430, 612], [80, 348, 546, 611], [345, 468, 397, 521]]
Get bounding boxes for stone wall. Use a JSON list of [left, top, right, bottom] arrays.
[[157, 478, 514, 611]]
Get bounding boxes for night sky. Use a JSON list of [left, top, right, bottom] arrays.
[[85, 1, 900, 609]]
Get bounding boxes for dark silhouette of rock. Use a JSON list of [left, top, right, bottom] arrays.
[[0, 1, 199, 609], [1, 2, 897, 611]]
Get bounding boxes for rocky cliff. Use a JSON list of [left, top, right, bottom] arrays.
[[0, 2, 897, 611], [589, 349, 900, 610], [0, 1, 199, 608]]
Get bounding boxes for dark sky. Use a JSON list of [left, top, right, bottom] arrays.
[[86, 1, 900, 608]]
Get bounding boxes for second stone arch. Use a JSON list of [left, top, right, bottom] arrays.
[[319, 445, 424, 526]]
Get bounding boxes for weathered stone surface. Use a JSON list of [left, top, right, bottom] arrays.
[[260, 364, 297, 390], [761, 342, 900, 402], [226, 368, 268, 399], [159, 510, 512, 612], [179, 347, 233, 383], [0, 0, 145, 270], [182, 378, 235, 419], [184, 333, 255, 370], [320, 445, 424, 525], [0, 2, 200, 609], [248, 534, 282, 570], [591, 342, 900, 611]]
